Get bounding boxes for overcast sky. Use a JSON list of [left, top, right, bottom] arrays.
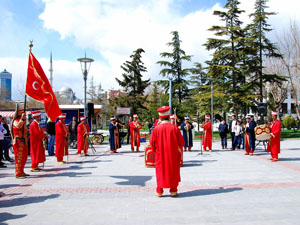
[[1, 0, 300, 100]]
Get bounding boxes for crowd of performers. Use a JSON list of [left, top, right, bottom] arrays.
[[0, 103, 282, 199], [0, 104, 90, 178]]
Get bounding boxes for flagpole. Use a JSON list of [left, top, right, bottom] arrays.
[[24, 41, 33, 113]]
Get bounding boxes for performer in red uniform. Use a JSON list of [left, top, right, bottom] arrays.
[[244, 115, 251, 155], [12, 104, 29, 178], [267, 111, 281, 162], [130, 114, 142, 152], [77, 116, 90, 156], [55, 113, 68, 164], [150, 106, 185, 197], [201, 115, 213, 151], [29, 110, 46, 172]]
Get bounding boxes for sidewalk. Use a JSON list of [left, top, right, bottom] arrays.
[[1, 140, 300, 225]]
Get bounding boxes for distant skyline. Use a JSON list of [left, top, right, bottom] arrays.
[[0, 0, 300, 100]]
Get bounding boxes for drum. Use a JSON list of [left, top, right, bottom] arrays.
[[145, 144, 155, 168], [255, 124, 271, 141]]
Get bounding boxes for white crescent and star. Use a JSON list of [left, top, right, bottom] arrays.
[[32, 81, 39, 90]]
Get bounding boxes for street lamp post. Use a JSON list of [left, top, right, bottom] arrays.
[[77, 54, 94, 117], [169, 77, 172, 114]]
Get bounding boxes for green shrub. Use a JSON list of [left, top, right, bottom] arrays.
[[283, 116, 296, 130]]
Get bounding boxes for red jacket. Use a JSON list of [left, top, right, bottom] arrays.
[[55, 120, 68, 158], [29, 120, 46, 164], [77, 122, 90, 151], [130, 121, 142, 148], [150, 122, 185, 188], [202, 121, 212, 150], [267, 120, 281, 154]]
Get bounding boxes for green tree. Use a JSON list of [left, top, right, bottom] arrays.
[[248, 0, 282, 102], [204, 0, 257, 115], [115, 48, 150, 115], [157, 31, 193, 104]]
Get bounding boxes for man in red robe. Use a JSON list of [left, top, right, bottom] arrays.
[[150, 106, 185, 197], [201, 115, 213, 152], [29, 110, 46, 172], [77, 116, 90, 156], [55, 113, 68, 164], [12, 104, 29, 178], [130, 114, 142, 152], [267, 111, 281, 162]]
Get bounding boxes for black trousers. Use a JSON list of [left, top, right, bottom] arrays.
[[0, 140, 3, 161], [127, 128, 130, 144]]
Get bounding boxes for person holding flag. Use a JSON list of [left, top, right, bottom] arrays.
[[77, 116, 90, 156], [267, 111, 282, 162], [55, 113, 68, 164], [11, 104, 29, 178], [29, 110, 47, 172], [201, 115, 213, 152]]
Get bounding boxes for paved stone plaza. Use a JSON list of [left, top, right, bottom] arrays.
[[1, 139, 300, 225]]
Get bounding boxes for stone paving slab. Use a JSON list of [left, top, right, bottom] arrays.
[[1, 139, 300, 225]]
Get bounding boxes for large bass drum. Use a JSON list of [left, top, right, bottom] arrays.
[[145, 144, 155, 168], [255, 124, 271, 141]]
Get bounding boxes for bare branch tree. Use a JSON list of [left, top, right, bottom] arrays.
[[276, 20, 300, 119]]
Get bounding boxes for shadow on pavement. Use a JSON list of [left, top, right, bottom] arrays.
[[44, 166, 97, 172], [73, 160, 112, 164], [178, 187, 243, 198], [182, 160, 216, 168], [276, 158, 300, 161], [0, 193, 60, 208], [111, 175, 152, 187], [0, 184, 31, 189], [0, 212, 27, 225], [40, 172, 92, 178], [0, 173, 13, 178]]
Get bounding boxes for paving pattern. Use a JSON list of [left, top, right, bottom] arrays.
[[1, 139, 300, 225]]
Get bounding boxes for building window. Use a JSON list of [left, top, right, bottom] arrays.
[[281, 103, 288, 114], [291, 103, 297, 114]]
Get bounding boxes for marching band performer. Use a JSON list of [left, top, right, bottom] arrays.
[[267, 111, 281, 162], [181, 116, 194, 151], [150, 106, 185, 197], [11, 104, 29, 178], [201, 115, 212, 152], [245, 114, 256, 155], [55, 113, 68, 164], [77, 116, 90, 156], [29, 110, 47, 172], [109, 116, 119, 153], [130, 114, 142, 152], [170, 114, 176, 125]]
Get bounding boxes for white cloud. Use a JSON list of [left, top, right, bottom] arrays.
[[2, 0, 300, 100]]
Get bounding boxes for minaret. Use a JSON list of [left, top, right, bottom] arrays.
[[49, 52, 53, 88]]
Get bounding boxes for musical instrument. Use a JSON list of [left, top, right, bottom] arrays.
[[145, 144, 155, 168], [255, 124, 271, 141]]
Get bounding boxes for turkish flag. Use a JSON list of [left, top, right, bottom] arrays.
[[26, 51, 62, 121]]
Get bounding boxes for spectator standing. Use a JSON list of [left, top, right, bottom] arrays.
[[218, 119, 228, 149], [125, 116, 132, 144], [229, 114, 237, 149], [148, 118, 155, 134], [2, 117, 13, 162], [46, 119, 56, 156], [68, 116, 78, 147], [0, 115, 7, 168], [232, 120, 242, 150]]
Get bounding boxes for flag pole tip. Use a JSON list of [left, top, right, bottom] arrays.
[[29, 40, 34, 51]]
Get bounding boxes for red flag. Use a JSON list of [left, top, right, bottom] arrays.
[[26, 51, 62, 121]]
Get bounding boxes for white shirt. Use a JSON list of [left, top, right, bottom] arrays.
[[234, 124, 242, 136], [231, 120, 237, 133]]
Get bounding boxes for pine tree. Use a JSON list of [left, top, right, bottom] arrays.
[[248, 0, 283, 102], [115, 48, 150, 115], [157, 31, 193, 104], [204, 0, 255, 115]]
